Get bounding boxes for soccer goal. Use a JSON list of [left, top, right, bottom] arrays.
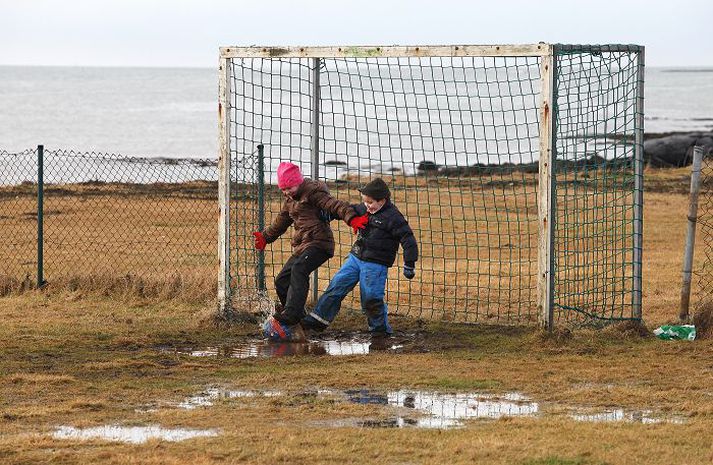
[[217, 44, 644, 329]]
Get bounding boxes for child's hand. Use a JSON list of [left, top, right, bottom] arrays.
[[252, 231, 267, 250], [403, 262, 416, 280], [348, 214, 369, 234]]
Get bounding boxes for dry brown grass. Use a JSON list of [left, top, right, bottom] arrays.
[[1, 291, 712, 464], [0, 181, 218, 304], [3, 164, 713, 463], [0, 167, 709, 327], [693, 300, 713, 339]]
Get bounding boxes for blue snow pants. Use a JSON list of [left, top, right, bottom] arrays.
[[304, 253, 392, 334]]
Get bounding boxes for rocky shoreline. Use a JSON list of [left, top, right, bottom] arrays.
[[409, 130, 713, 176], [644, 130, 713, 167]]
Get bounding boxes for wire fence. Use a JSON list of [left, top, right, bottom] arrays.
[[0, 147, 218, 300], [695, 151, 713, 311]]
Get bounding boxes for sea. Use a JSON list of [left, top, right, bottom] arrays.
[[0, 64, 711, 185]]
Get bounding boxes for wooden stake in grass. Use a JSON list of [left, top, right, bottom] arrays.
[[679, 146, 705, 322]]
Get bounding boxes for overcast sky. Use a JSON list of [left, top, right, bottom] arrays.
[[1, 0, 712, 68]]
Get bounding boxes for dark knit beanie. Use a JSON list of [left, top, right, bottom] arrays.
[[359, 178, 391, 200]]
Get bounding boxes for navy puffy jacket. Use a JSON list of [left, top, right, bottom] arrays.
[[350, 201, 418, 267]]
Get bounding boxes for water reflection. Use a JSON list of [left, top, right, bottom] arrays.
[[168, 337, 404, 359], [53, 425, 219, 444]]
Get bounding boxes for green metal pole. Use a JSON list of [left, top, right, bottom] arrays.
[[37, 145, 45, 288], [633, 47, 645, 320], [257, 144, 266, 292]]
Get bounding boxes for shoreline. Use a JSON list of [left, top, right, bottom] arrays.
[[645, 129, 713, 140], [1, 130, 711, 184]]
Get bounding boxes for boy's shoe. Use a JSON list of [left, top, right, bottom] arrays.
[[301, 314, 328, 333], [369, 327, 393, 337], [369, 331, 394, 350], [262, 316, 306, 342]]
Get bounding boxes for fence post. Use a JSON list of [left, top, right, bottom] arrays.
[[256, 144, 266, 293], [679, 146, 705, 321], [37, 144, 45, 288], [218, 55, 233, 318], [310, 57, 321, 304], [537, 46, 556, 331]]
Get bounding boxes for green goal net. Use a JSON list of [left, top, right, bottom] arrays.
[[219, 44, 644, 328]]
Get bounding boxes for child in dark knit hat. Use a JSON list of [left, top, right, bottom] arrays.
[[301, 177, 418, 336]]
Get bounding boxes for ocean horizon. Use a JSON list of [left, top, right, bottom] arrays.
[[1, 64, 712, 159]]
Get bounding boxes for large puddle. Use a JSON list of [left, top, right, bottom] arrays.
[[166, 336, 406, 359], [172, 387, 538, 429], [178, 388, 283, 410], [339, 389, 539, 428], [570, 409, 686, 424], [169, 387, 684, 430], [53, 425, 219, 444]]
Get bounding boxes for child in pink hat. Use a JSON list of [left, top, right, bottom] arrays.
[[276, 162, 304, 190], [254, 162, 369, 341]]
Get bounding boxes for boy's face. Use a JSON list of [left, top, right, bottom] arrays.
[[362, 194, 386, 214], [281, 185, 300, 198]]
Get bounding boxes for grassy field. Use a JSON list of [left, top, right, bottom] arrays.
[[1, 167, 712, 464], [3, 167, 696, 324]]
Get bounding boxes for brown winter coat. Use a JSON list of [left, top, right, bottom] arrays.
[[262, 179, 358, 257]]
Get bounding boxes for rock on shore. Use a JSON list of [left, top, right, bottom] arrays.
[[414, 131, 713, 176], [644, 131, 713, 167]]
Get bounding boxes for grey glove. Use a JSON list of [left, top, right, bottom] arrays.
[[403, 262, 416, 280]]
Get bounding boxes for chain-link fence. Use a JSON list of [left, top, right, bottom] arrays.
[[0, 148, 38, 290], [694, 151, 713, 312], [0, 147, 218, 301]]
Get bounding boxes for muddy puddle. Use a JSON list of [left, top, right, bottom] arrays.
[[570, 409, 686, 424], [169, 386, 685, 429], [166, 335, 410, 359], [178, 388, 283, 410], [338, 389, 539, 428], [53, 425, 219, 444], [172, 387, 538, 429]]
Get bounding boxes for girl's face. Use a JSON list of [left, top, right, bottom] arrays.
[[362, 194, 386, 214], [281, 185, 300, 198]]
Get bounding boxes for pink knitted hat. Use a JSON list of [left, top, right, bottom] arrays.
[[276, 162, 304, 189]]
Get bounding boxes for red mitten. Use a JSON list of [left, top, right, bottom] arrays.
[[348, 214, 369, 234], [253, 231, 267, 250]]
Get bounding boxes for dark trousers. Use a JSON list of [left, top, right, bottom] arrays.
[[274, 246, 331, 325]]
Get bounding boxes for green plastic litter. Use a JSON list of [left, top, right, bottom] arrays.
[[653, 325, 696, 341]]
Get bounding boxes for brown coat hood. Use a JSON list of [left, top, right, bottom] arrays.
[[262, 179, 357, 257]]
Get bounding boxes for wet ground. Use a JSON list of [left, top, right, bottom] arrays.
[[337, 389, 539, 428], [162, 332, 419, 359], [168, 387, 685, 430], [51, 331, 686, 444], [52, 425, 219, 444], [53, 386, 687, 444]]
